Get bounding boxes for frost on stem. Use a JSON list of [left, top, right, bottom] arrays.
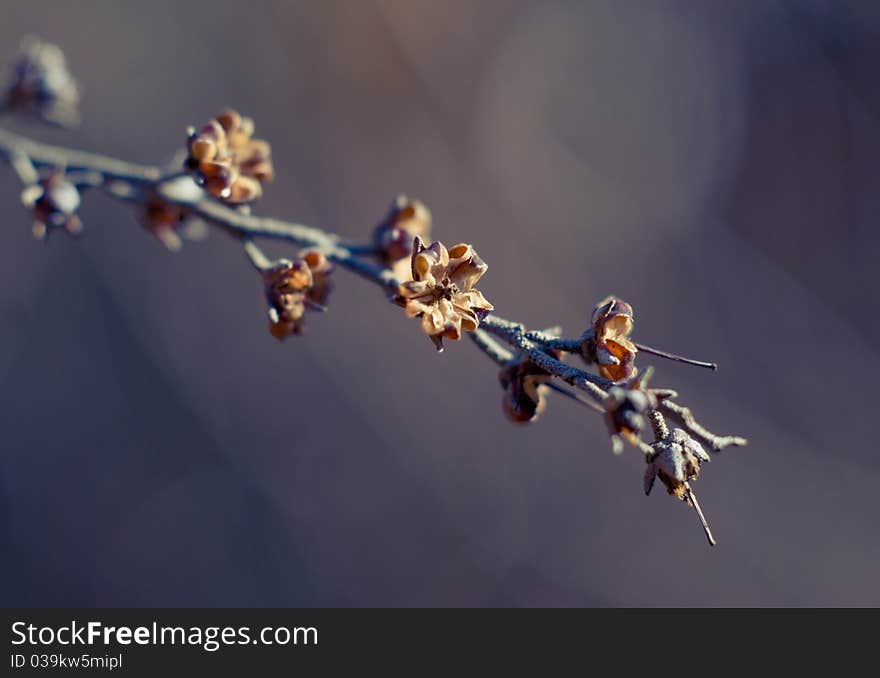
[[0, 38, 750, 546]]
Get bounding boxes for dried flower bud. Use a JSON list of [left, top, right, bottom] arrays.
[[20, 169, 82, 239], [644, 428, 710, 499], [137, 176, 203, 251], [185, 109, 274, 204], [374, 195, 432, 282], [395, 237, 494, 352], [3, 37, 80, 126], [263, 249, 333, 340], [499, 355, 554, 424], [603, 385, 656, 454], [581, 296, 638, 382]]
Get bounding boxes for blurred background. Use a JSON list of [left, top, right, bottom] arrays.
[[0, 0, 878, 607]]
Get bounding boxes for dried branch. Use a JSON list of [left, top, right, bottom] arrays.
[[0, 38, 749, 545]]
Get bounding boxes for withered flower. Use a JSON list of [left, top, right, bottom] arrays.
[[20, 169, 82, 239], [373, 195, 432, 282], [644, 428, 710, 500], [185, 109, 274, 204], [3, 37, 80, 126], [582, 296, 638, 382], [263, 249, 333, 340], [137, 176, 203, 251], [395, 237, 493, 352], [603, 385, 656, 454], [499, 355, 555, 424]]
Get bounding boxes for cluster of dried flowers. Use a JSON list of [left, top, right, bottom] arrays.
[[0, 37, 747, 546], [185, 109, 274, 204]]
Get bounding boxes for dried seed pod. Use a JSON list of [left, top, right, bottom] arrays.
[[185, 109, 274, 204], [644, 428, 710, 499], [582, 295, 638, 382], [21, 169, 82, 239], [374, 195, 432, 282], [395, 237, 493, 352], [603, 385, 656, 454], [3, 36, 80, 126], [499, 355, 554, 424], [137, 176, 204, 251], [262, 249, 333, 340]]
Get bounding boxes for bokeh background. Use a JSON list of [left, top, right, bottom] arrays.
[[1, 0, 878, 607]]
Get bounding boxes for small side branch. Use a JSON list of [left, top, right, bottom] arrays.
[[660, 400, 748, 452]]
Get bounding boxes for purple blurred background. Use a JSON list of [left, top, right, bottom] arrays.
[[0, 0, 878, 607]]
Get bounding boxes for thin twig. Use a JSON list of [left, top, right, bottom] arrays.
[[685, 484, 717, 546], [660, 400, 748, 452], [634, 341, 717, 371], [243, 238, 274, 272], [0, 116, 748, 546]]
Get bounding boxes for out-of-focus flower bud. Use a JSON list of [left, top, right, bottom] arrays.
[[603, 385, 656, 454], [137, 176, 203, 251], [3, 37, 80, 126], [20, 169, 82, 239]]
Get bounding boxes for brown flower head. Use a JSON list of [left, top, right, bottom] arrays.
[[395, 237, 494, 351], [185, 109, 274, 204], [603, 385, 656, 454], [20, 169, 82, 239], [499, 354, 555, 424], [137, 176, 203, 251], [263, 249, 333, 340], [373, 195, 432, 282], [582, 296, 638, 382], [4, 37, 80, 126], [644, 428, 710, 500]]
